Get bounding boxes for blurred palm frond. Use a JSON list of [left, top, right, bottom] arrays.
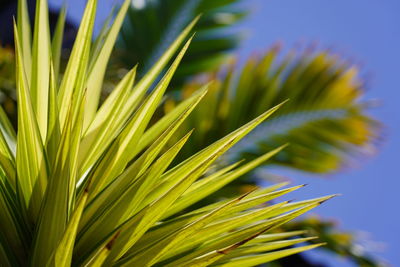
[[280, 216, 386, 267], [168, 46, 380, 174], [116, 0, 247, 84]]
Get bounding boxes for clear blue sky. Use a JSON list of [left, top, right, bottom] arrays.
[[235, 1, 399, 266], [48, 0, 399, 266]]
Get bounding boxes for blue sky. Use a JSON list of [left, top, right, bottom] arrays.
[[235, 1, 399, 266], [48, 0, 399, 265]]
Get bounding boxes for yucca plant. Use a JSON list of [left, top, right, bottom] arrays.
[[0, 0, 334, 266]]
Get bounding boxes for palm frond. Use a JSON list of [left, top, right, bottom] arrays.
[[169, 46, 380, 174], [281, 216, 386, 267], [116, 0, 246, 84]]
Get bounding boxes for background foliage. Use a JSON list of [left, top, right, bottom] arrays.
[[167, 47, 379, 174], [117, 0, 246, 85]]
